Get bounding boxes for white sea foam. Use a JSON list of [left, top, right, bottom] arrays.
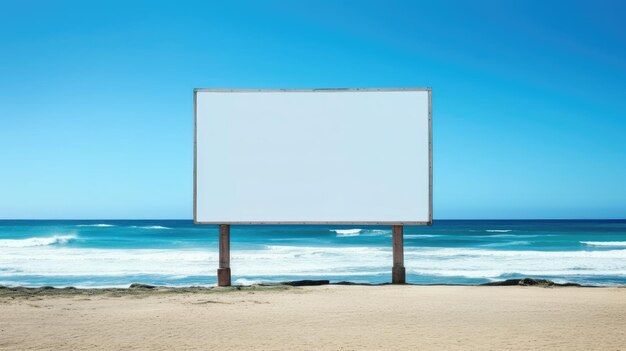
[[77, 224, 114, 227], [581, 241, 626, 247], [234, 278, 267, 285], [0, 235, 77, 248], [140, 226, 172, 230], [486, 234, 545, 238], [485, 229, 512, 233], [1, 245, 625, 284], [332, 229, 362, 237], [332, 229, 391, 237], [406, 247, 626, 278], [364, 229, 390, 236]]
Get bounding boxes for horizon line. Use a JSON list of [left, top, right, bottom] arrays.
[[1, 218, 625, 222]]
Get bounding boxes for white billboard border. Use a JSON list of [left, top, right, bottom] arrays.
[[193, 88, 432, 226]]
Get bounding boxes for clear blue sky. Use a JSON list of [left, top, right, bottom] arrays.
[[1, 0, 625, 219]]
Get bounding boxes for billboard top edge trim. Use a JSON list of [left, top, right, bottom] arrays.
[[193, 87, 431, 93]]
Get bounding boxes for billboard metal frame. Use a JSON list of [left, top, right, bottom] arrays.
[[193, 88, 432, 226]]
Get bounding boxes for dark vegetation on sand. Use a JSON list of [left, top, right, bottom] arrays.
[[0, 278, 592, 299]]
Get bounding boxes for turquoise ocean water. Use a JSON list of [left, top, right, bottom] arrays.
[[1, 220, 625, 287]]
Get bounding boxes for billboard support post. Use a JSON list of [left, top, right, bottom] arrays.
[[217, 224, 231, 286], [392, 225, 405, 284]]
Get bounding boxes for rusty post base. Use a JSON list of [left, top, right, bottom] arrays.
[[217, 268, 231, 287], [392, 266, 406, 284]]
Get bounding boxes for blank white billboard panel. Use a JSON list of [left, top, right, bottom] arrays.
[[194, 89, 431, 224]]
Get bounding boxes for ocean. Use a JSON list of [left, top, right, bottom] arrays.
[[1, 220, 625, 288]]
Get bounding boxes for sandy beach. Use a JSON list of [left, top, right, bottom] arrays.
[[1, 284, 625, 350]]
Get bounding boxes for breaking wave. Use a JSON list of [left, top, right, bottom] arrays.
[[1, 245, 625, 284], [0, 235, 77, 248], [332, 229, 362, 237], [331, 229, 395, 237]]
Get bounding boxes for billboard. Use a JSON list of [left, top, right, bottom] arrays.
[[194, 88, 431, 225]]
